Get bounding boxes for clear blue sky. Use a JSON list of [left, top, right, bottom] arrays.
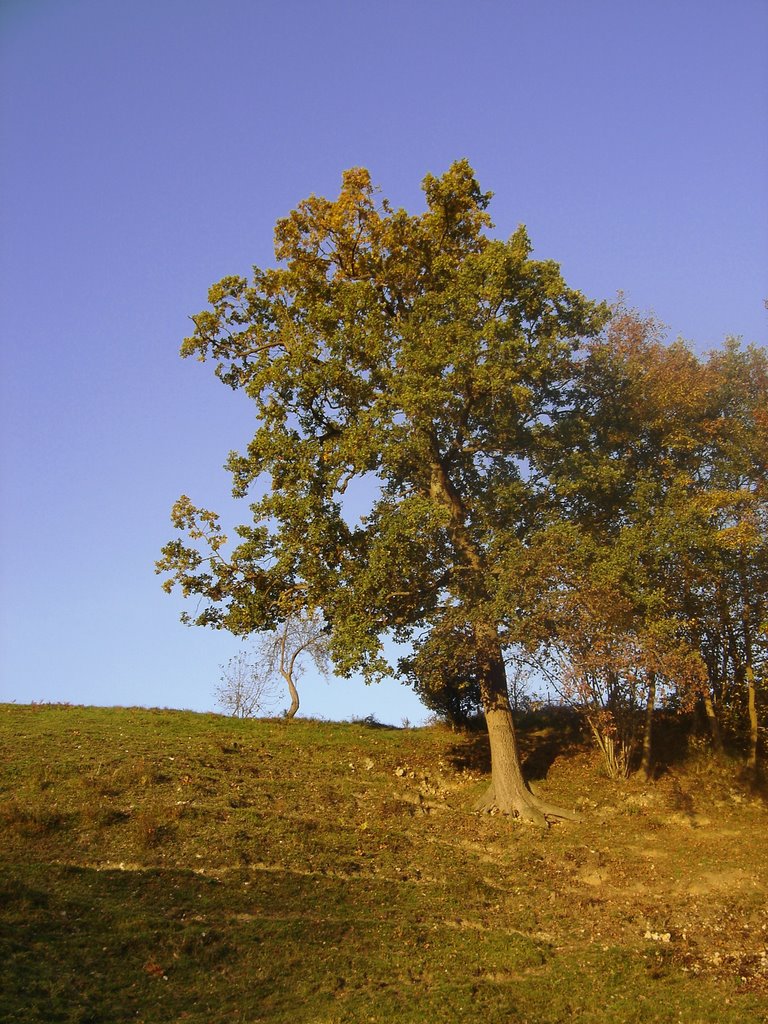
[[1, 0, 766, 722]]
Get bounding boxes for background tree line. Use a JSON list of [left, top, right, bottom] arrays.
[[415, 310, 767, 782]]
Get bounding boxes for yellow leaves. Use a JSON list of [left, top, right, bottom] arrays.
[[716, 519, 762, 553], [169, 496, 227, 548], [169, 494, 195, 529], [338, 166, 374, 204]]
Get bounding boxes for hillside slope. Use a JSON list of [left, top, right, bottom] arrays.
[[1, 704, 766, 1023]]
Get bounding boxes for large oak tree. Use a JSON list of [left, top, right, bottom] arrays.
[[157, 162, 607, 823]]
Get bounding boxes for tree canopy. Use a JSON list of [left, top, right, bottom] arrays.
[[158, 161, 607, 823]]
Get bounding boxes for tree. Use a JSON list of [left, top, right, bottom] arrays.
[[540, 306, 766, 778], [400, 620, 532, 728], [686, 340, 768, 775], [399, 618, 484, 729], [215, 610, 330, 719], [264, 608, 331, 718], [216, 648, 276, 718], [538, 580, 705, 779], [157, 161, 607, 824]]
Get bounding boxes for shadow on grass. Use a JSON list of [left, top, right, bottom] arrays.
[[444, 705, 588, 783], [0, 859, 397, 1024], [0, 857, 558, 1024], [444, 706, 764, 793], [647, 713, 694, 776], [642, 713, 757, 786]]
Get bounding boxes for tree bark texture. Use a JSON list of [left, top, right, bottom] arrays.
[[473, 624, 578, 825], [281, 668, 300, 719]]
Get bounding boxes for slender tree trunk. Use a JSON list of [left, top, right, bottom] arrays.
[[278, 631, 300, 719], [280, 668, 300, 718], [702, 689, 724, 755], [746, 665, 759, 782], [639, 672, 656, 779], [742, 595, 759, 782]]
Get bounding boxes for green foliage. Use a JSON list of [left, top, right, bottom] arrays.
[[400, 620, 484, 728], [157, 160, 607, 686]]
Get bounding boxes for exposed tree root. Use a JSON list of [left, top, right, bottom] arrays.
[[473, 781, 580, 827]]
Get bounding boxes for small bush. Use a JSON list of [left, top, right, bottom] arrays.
[[134, 804, 180, 849], [0, 797, 69, 835]]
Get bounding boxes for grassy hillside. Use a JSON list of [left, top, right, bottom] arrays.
[[1, 703, 766, 1023]]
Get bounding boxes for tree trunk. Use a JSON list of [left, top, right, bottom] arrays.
[[278, 632, 300, 719], [702, 689, 724, 755], [280, 667, 300, 719], [639, 672, 656, 779], [746, 665, 759, 782], [743, 597, 759, 782], [426, 457, 577, 825], [473, 625, 578, 826]]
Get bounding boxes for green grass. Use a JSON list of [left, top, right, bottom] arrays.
[[1, 704, 766, 1023]]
